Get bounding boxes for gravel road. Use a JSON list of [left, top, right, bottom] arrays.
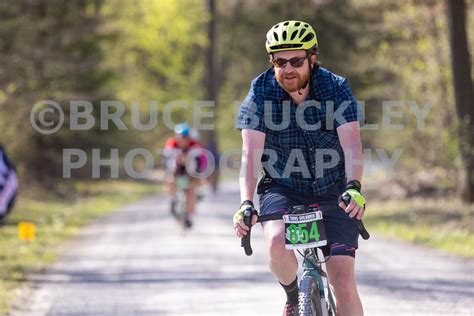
[[9, 182, 474, 315]]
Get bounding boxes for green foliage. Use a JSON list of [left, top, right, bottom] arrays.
[[367, 1, 460, 171], [365, 0, 472, 180], [0, 1, 123, 183], [101, 0, 207, 148], [126, 1, 206, 100], [0, 0, 208, 185], [366, 197, 474, 257]]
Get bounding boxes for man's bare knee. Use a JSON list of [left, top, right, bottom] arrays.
[[268, 234, 287, 262], [327, 256, 358, 300], [331, 264, 354, 283], [332, 273, 356, 297]]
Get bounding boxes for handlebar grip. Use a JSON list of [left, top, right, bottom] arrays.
[[241, 209, 253, 256], [340, 192, 370, 240]]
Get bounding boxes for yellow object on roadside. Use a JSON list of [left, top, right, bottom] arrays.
[[18, 222, 36, 241]]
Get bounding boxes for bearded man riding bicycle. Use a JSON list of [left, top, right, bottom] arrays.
[[233, 20, 366, 316]]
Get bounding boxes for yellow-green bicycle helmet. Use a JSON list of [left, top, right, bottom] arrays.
[[265, 20, 318, 54]]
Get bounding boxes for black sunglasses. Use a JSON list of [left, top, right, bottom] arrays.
[[271, 54, 310, 68]]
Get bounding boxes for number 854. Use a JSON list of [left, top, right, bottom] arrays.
[[286, 222, 320, 244]]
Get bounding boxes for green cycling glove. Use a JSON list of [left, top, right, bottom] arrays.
[[233, 200, 257, 225], [339, 180, 366, 208]]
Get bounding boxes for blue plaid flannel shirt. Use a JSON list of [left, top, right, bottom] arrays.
[[236, 67, 364, 195]]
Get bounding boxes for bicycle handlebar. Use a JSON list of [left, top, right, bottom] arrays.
[[241, 207, 370, 256], [241, 209, 253, 256]]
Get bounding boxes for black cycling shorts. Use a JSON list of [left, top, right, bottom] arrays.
[[258, 178, 359, 257]]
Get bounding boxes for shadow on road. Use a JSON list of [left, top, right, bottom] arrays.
[[358, 271, 473, 299]]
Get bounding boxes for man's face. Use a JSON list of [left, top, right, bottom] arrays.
[[272, 50, 313, 93]]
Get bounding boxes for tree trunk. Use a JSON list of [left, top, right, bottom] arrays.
[[204, 0, 217, 147], [446, 0, 474, 202]]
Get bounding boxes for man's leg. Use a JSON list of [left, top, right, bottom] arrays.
[[325, 255, 363, 316], [263, 220, 300, 315], [166, 180, 176, 196], [186, 184, 196, 215], [259, 186, 301, 315], [262, 220, 298, 284], [166, 180, 177, 214]]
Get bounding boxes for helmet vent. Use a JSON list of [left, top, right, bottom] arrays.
[[273, 32, 279, 41], [270, 43, 303, 50], [294, 22, 301, 26], [304, 24, 309, 28], [282, 30, 287, 40], [299, 28, 307, 38], [301, 33, 314, 42], [274, 24, 279, 29], [290, 30, 298, 40], [283, 21, 289, 26]]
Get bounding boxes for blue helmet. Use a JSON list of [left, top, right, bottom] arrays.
[[174, 123, 190, 137]]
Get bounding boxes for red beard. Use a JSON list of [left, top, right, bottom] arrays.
[[276, 70, 310, 93]]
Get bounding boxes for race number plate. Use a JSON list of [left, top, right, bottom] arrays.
[[283, 211, 328, 250]]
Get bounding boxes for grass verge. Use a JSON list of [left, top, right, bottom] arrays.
[[365, 197, 474, 257], [0, 180, 159, 314]]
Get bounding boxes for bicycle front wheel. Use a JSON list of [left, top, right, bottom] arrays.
[[298, 274, 326, 316]]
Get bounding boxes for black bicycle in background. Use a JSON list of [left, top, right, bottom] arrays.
[[241, 203, 369, 316]]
